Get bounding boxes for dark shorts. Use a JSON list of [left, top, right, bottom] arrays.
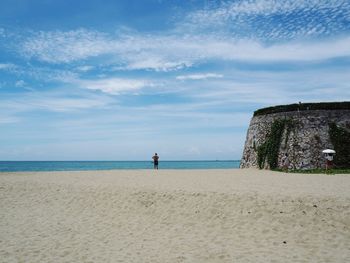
[[154, 161, 158, 166]]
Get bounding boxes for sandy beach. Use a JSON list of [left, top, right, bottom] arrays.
[[0, 169, 349, 263]]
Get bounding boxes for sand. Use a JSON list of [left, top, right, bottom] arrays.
[[0, 169, 349, 263]]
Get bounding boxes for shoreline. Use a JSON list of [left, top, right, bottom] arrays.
[[1, 169, 350, 199]]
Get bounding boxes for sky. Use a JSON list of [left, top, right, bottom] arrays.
[[0, 0, 350, 161]]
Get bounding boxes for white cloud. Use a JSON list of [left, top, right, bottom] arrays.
[[76, 65, 94, 72], [0, 116, 19, 124], [0, 63, 16, 70], [125, 58, 192, 72], [176, 73, 223, 80], [21, 29, 112, 63], [78, 78, 151, 95], [17, 28, 350, 71], [215, 37, 350, 61], [15, 80, 25, 87], [0, 91, 114, 113], [37, 97, 109, 112], [0, 28, 5, 38], [20, 31, 199, 71], [189, 0, 346, 18], [181, 0, 350, 40]]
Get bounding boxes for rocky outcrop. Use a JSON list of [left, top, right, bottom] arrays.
[[240, 103, 350, 170]]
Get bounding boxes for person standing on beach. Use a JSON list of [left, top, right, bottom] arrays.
[[152, 153, 159, 170]]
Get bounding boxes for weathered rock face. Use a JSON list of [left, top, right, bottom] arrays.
[[240, 109, 350, 169]]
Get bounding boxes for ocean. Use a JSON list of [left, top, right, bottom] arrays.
[[0, 160, 240, 172]]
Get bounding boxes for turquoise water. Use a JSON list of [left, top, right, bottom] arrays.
[[0, 161, 240, 172]]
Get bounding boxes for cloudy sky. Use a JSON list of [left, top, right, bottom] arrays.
[[1, 0, 350, 160]]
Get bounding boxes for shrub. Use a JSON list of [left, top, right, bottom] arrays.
[[329, 123, 350, 168]]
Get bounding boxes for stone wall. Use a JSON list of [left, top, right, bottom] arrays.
[[240, 109, 350, 169]]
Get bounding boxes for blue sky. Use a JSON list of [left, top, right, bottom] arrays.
[[1, 0, 350, 160]]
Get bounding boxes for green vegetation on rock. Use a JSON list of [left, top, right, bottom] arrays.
[[257, 119, 294, 169]]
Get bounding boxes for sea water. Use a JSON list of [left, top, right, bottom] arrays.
[[0, 160, 240, 172]]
